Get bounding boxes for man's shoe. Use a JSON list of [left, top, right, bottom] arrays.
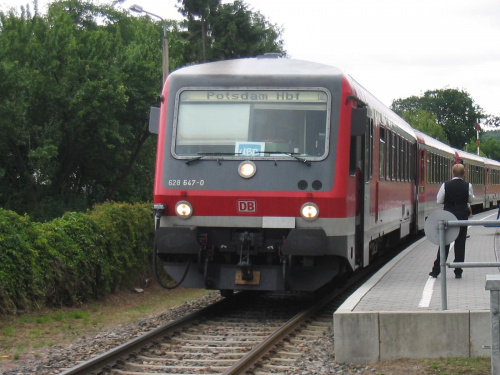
[[455, 274, 462, 279], [429, 272, 438, 278]]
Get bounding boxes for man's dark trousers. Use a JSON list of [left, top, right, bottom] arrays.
[[431, 223, 467, 277]]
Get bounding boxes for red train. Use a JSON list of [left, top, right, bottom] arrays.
[[149, 56, 500, 294]]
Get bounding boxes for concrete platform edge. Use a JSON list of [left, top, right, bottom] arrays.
[[333, 237, 492, 364], [334, 310, 491, 364]]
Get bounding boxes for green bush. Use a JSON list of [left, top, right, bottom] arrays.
[[0, 209, 38, 313], [0, 203, 154, 314]]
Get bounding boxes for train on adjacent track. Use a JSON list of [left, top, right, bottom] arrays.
[[148, 55, 500, 295]]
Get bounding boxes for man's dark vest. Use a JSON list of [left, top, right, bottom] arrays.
[[443, 179, 469, 219]]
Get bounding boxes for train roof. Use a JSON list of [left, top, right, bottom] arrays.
[[455, 149, 486, 164], [345, 75, 416, 140], [414, 130, 455, 155], [171, 56, 344, 77], [483, 156, 500, 168]]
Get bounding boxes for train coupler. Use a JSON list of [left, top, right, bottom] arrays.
[[238, 231, 253, 280], [238, 261, 253, 281]]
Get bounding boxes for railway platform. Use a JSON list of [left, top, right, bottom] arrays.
[[334, 209, 500, 364]]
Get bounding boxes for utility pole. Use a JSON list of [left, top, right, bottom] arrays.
[[129, 4, 169, 83]]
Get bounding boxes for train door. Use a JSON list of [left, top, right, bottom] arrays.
[[417, 148, 426, 230], [361, 117, 373, 267], [351, 108, 372, 268]]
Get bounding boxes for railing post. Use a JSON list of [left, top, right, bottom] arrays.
[[438, 220, 447, 310], [486, 275, 500, 375]]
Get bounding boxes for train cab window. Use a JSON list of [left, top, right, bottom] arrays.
[[173, 89, 329, 160]]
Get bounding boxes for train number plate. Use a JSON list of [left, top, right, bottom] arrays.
[[235, 271, 261, 285]]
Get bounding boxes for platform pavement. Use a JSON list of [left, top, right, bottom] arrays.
[[334, 209, 500, 365]]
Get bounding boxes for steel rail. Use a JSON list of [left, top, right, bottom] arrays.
[[222, 243, 407, 374], [59, 236, 408, 375], [58, 293, 244, 375], [222, 290, 338, 374]]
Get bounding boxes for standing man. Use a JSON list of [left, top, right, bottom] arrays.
[[429, 163, 474, 279]]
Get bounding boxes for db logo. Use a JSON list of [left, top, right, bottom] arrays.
[[238, 200, 256, 213]]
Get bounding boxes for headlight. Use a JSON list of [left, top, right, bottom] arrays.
[[175, 201, 193, 219], [238, 160, 256, 178], [301, 202, 319, 220]]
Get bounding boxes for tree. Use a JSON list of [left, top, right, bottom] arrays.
[[483, 114, 500, 130], [469, 136, 500, 161], [210, 1, 285, 59], [482, 137, 500, 160], [400, 110, 448, 143], [177, 0, 220, 62], [392, 88, 483, 149], [0, 1, 160, 219], [176, 0, 285, 64]]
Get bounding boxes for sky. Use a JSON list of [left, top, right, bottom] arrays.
[[2, 0, 500, 119]]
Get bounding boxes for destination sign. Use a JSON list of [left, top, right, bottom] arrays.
[[180, 90, 328, 103]]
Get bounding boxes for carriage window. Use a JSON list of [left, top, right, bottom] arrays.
[[391, 134, 395, 181], [379, 127, 385, 179], [396, 136, 400, 181], [428, 154, 431, 183], [173, 89, 329, 159], [368, 119, 373, 181], [386, 130, 391, 180], [420, 150, 425, 183]]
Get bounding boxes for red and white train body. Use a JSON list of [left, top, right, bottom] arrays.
[[149, 56, 500, 293]]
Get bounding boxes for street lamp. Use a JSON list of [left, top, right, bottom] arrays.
[[129, 4, 169, 83]]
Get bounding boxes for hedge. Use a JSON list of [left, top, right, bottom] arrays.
[[0, 202, 154, 314]]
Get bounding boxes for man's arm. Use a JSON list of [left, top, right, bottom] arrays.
[[468, 183, 474, 203], [437, 183, 446, 204]]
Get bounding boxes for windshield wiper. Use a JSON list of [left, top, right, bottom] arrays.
[[255, 151, 311, 166], [185, 151, 311, 166], [185, 156, 203, 165], [185, 152, 242, 165]]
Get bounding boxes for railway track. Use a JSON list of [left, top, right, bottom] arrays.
[[59, 284, 364, 374], [60, 242, 410, 375]]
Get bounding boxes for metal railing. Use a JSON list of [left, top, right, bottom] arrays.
[[426, 212, 500, 374], [435, 218, 500, 309]]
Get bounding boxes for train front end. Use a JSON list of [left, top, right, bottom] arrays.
[[152, 57, 360, 292]]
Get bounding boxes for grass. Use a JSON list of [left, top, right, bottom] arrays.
[[363, 357, 490, 374], [0, 284, 211, 365], [426, 357, 490, 374]]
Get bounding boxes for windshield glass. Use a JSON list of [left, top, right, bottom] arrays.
[[173, 89, 329, 159]]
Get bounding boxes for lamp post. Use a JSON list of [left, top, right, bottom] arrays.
[[129, 4, 169, 83]]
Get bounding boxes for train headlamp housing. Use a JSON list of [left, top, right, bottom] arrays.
[[238, 161, 256, 178], [175, 201, 193, 219], [301, 202, 319, 221]]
